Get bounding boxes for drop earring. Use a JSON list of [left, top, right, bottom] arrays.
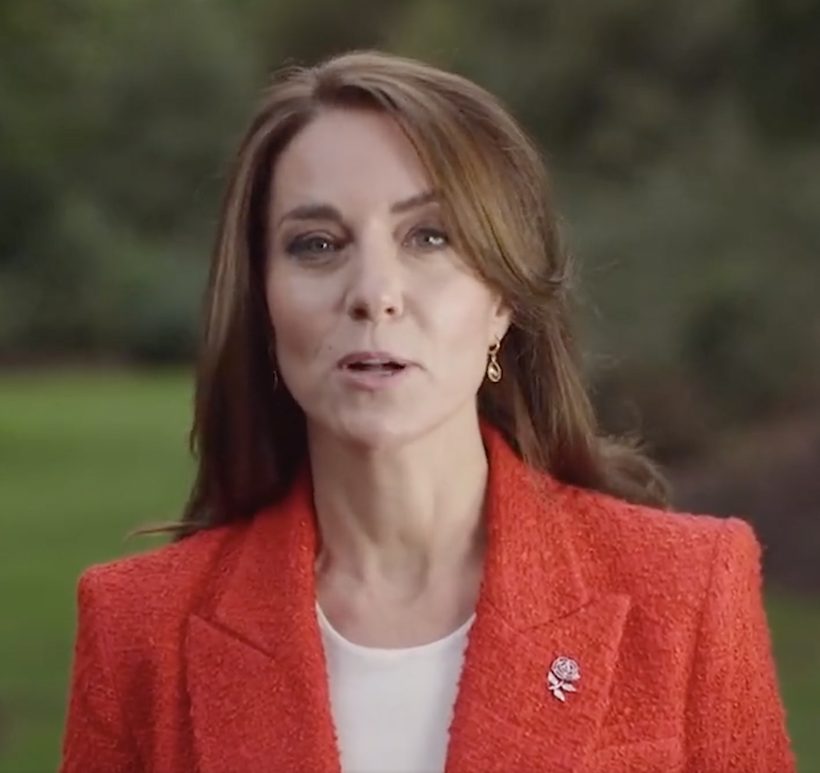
[[486, 338, 502, 383]]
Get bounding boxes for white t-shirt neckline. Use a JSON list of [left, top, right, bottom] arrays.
[[316, 600, 476, 773], [315, 601, 476, 658]]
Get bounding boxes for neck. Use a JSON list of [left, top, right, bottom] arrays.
[[307, 411, 489, 595]]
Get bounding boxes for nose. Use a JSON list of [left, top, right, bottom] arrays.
[[344, 235, 405, 323]]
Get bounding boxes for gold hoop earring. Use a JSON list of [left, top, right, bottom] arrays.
[[486, 339, 502, 383]]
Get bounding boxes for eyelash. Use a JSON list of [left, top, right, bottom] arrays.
[[285, 227, 449, 260]]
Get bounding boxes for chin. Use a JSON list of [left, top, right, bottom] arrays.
[[341, 417, 422, 450], [320, 410, 437, 451]]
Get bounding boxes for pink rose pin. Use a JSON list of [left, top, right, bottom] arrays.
[[547, 656, 580, 702]]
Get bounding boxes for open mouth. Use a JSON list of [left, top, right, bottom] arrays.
[[345, 361, 407, 373]]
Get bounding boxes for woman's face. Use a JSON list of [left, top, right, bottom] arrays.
[[265, 107, 510, 448]]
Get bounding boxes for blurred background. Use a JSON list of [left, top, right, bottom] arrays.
[[1, 0, 818, 770]]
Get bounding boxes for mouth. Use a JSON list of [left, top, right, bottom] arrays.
[[341, 360, 407, 374], [337, 352, 413, 374]]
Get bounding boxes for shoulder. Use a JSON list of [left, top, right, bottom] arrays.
[[553, 480, 762, 606], [75, 520, 249, 626]]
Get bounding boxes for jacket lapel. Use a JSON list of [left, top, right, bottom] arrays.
[[184, 421, 631, 773], [444, 425, 632, 773], [185, 465, 342, 773]]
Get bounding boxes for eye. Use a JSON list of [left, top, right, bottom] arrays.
[[285, 233, 341, 260], [407, 227, 449, 251]]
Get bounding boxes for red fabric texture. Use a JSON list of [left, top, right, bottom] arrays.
[[60, 422, 795, 772]]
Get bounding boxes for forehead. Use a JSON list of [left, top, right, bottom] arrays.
[[270, 108, 432, 214]]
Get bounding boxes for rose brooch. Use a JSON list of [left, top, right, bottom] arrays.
[[547, 655, 580, 702]]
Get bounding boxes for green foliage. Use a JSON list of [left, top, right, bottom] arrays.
[[566, 142, 820, 453], [0, 0, 255, 360]]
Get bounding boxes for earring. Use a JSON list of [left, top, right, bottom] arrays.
[[486, 338, 502, 383]]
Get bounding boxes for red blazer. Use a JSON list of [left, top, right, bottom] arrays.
[[60, 423, 795, 772]]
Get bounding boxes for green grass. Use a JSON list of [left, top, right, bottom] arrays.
[[767, 589, 820, 772], [0, 370, 818, 771], [0, 369, 194, 772]]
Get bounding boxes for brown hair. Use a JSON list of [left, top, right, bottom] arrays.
[[176, 49, 669, 538]]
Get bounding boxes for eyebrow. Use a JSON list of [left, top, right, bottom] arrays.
[[275, 189, 439, 230]]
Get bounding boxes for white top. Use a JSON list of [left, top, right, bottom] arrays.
[[316, 601, 475, 773]]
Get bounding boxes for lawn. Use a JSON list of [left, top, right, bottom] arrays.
[[0, 369, 194, 772], [0, 370, 818, 771]]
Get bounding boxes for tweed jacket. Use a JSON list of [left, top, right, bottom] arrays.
[[60, 422, 795, 773]]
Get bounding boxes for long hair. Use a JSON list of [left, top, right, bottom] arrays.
[[177, 50, 669, 538]]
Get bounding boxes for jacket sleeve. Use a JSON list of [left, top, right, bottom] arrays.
[[684, 517, 796, 772], [60, 570, 140, 773]]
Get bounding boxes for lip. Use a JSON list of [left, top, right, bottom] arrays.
[[336, 350, 414, 369], [335, 350, 416, 392], [337, 365, 413, 391]]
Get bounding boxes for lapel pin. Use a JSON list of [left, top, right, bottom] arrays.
[[547, 655, 580, 702]]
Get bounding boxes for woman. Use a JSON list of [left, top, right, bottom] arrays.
[[60, 51, 794, 773]]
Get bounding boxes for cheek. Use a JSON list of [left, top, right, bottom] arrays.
[[424, 278, 495, 370], [431, 274, 494, 334], [265, 270, 331, 363]]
